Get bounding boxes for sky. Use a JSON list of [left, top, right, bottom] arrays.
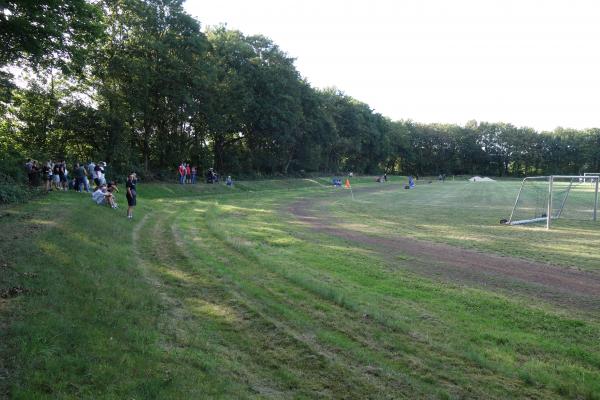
[[184, 0, 600, 131]]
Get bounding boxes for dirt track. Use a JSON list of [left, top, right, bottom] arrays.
[[288, 193, 600, 313]]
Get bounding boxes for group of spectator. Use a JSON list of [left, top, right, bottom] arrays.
[[176, 163, 234, 187], [25, 159, 108, 193], [24, 159, 137, 219], [177, 163, 198, 184]]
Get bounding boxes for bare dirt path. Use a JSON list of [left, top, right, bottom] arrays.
[[288, 192, 600, 313]]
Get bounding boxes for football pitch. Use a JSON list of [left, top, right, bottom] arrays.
[[1, 178, 599, 399]]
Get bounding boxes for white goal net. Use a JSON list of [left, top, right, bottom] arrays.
[[507, 175, 600, 229], [583, 173, 600, 183]]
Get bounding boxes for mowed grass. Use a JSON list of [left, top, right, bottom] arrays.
[[328, 179, 600, 271], [1, 177, 599, 399]]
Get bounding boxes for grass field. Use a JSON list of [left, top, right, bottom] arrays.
[[1, 177, 600, 399]]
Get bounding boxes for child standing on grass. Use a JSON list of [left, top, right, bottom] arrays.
[[126, 173, 137, 219]]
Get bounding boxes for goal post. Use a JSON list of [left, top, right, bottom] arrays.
[[507, 175, 600, 229], [583, 172, 600, 183]]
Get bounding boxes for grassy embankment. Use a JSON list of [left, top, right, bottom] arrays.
[[1, 177, 599, 399]]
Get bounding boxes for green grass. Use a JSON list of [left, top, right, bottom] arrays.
[[1, 178, 599, 399], [328, 180, 600, 271]]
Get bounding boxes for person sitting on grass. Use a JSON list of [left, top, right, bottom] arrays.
[[107, 181, 119, 208], [92, 185, 106, 205], [92, 184, 117, 208]]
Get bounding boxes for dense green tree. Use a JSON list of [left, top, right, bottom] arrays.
[[93, 0, 210, 171], [2, 0, 600, 184], [0, 0, 103, 70]]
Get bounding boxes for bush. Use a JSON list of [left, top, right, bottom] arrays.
[[0, 173, 42, 204]]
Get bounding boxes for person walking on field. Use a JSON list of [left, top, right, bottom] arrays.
[[126, 172, 137, 219]]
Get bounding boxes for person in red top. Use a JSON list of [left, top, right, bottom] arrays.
[[185, 164, 191, 184], [178, 163, 185, 184]]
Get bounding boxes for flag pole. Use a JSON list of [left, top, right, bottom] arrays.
[[345, 178, 354, 200]]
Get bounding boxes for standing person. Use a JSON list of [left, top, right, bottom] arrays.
[[191, 166, 197, 184], [178, 163, 185, 184], [52, 161, 61, 190], [82, 169, 91, 192], [25, 159, 34, 185], [93, 162, 101, 186], [42, 160, 53, 191], [185, 164, 191, 184], [87, 161, 96, 180], [94, 162, 106, 186], [74, 163, 87, 192], [126, 172, 137, 219], [30, 161, 41, 186], [59, 161, 68, 191]]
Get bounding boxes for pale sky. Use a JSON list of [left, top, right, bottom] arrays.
[[184, 0, 600, 131]]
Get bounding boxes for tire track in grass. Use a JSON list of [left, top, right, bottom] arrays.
[[166, 208, 401, 399], [141, 206, 395, 398], [174, 204, 551, 400], [133, 211, 284, 398]]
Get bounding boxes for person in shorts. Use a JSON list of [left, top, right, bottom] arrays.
[[126, 172, 137, 219]]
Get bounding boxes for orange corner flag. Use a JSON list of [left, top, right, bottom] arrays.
[[344, 179, 351, 188]]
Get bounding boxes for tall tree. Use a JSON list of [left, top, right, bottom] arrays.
[[0, 0, 103, 70]]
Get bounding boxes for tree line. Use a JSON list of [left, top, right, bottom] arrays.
[[2, 0, 600, 183]]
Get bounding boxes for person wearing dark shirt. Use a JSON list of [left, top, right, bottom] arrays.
[[74, 163, 87, 192], [126, 172, 137, 219], [42, 161, 52, 191], [59, 161, 67, 191], [52, 163, 61, 190]]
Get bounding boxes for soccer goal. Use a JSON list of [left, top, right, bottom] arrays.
[[507, 175, 600, 229], [584, 172, 600, 183]]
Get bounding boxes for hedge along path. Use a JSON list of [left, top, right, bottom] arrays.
[[167, 200, 563, 399], [287, 196, 600, 314]]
